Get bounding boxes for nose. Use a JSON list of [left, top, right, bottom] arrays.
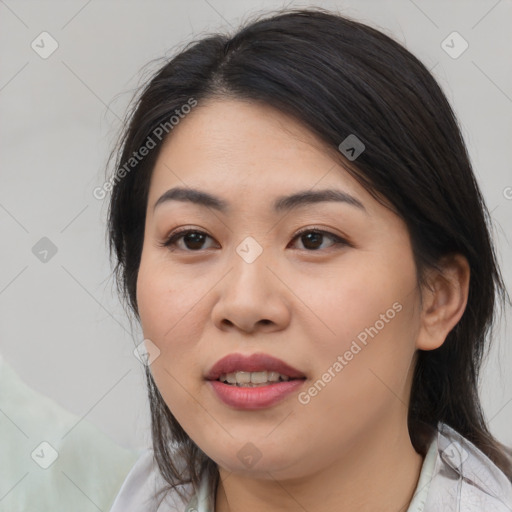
[[211, 244, 291, 335]]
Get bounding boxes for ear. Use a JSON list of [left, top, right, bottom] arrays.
[[416, 253, 470, 351]]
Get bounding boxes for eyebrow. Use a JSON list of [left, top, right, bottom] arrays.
[[153, 186, 367, 214]]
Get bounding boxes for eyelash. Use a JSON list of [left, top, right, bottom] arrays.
[[160, 226, 350, 252]]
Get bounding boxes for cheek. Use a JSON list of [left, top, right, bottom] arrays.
[[298, 249, 420, 409], [136, 259, 171, 343], [136, 251, 199, 345], [299, 254, 418, 350], [292, 279, 419, 456], [136, 257, 191, 389], [135, 250, 212, 390], [136, 255, 206, 425]]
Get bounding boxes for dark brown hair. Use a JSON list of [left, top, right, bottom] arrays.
[[106, 5, 512, 503]]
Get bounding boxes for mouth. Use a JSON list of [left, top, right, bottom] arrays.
[[205, 352, 307, 385], [206, 353, 307, 409], [217, 370, 303, 387]]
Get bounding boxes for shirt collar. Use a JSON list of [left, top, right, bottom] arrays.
[[184, 470, 213, 512]]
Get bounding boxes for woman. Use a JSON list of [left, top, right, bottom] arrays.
[[107, 7, 512, 511]]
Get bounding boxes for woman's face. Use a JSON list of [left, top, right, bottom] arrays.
[[136, 98, 423, 479]]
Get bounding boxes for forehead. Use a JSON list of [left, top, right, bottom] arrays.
[[148, 98, 374, 213]]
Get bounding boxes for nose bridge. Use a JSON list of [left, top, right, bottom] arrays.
[[210, 227, 292, 333], [227, 234, 271, 294], [213, 235, 279, 319], [235, 234, 266, 267]]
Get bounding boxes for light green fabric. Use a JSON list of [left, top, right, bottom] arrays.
[[0, 353, 139, 512]]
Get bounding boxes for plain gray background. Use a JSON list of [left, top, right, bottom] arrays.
[[1, 0, 511, 451]]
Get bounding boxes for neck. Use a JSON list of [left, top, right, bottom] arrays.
[[214, 417, 425, 512]]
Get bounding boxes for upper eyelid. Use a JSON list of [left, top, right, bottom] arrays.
[[165, 226, 342, 240], [163, 226, 348, 249]]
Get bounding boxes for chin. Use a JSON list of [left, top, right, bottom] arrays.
[[208, 445, 307, 480]]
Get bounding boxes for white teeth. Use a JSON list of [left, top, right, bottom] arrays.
[[267, 371, 280, 382], [250, 371, 268, 384], [235, 371, 251, 384], [219, 371, 293, 386]]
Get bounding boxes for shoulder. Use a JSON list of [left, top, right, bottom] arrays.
[[424, 422, 512, 511], [109, 449, 195, 512]]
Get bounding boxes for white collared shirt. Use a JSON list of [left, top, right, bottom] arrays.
[[109, 422, 512, 512]]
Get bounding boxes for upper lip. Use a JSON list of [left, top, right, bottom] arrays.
[[205, 353, 306, 381]]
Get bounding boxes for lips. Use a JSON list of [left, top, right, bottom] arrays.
[[205, 353, 306, 381]]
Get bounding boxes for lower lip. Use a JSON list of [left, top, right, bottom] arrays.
[[208, 379, 305, 409]]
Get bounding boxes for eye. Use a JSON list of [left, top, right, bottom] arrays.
[[160, 228, 217, 251], [288, 227, 349, 251], [160, 227, 349, 252]]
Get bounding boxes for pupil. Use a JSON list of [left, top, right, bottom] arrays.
[[303, 232, 322, 250], [185, 233, 204, 250]]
